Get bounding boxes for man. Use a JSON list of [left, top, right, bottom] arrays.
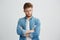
[[17, 2, 40, 40]]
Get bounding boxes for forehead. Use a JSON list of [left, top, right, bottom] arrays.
[[24, 7, 33, 10]]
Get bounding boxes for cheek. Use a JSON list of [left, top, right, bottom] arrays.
[[25, 12, 28, 15], [29, 11, 32, 14], [29, 12, 32, 15]]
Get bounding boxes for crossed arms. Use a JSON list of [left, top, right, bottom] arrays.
[[17, 19, 40, 38]]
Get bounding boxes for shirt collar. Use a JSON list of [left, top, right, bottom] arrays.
[[24, 16, 33, 20]]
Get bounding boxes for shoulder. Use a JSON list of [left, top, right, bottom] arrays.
[[33, 17, 40, 22], [18, 17, 25, 22], [33, 17, 40, 25]]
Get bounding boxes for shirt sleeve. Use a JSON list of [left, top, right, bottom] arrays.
[[30, 19, 41, 38], [17, 19, 26, 36]]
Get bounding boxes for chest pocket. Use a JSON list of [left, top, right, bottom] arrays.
[[30, 20, 36, 30]]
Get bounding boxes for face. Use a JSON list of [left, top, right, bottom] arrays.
[[24, 7, 33, 17]]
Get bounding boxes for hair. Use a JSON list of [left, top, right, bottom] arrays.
[[23, 2, 33, 9]]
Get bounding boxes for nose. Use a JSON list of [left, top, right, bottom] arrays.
[[27, 11, 30, 14]]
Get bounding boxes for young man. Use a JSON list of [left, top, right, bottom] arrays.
[[17, 2, 40, 40]]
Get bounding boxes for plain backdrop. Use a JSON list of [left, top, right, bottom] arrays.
[[0, 0, 60, 40]]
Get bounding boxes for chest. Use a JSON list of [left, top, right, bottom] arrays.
[[21, 19, 36, 30]]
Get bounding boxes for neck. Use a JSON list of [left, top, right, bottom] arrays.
[[26, 16, 32, 20]]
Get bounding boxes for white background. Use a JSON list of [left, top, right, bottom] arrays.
[[0, 0, 60, 40]]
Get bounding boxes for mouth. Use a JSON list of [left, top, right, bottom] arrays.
[[26, 14, 32, 17]]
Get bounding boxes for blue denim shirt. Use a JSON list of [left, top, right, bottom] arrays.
[[17, 16, 41, 40]]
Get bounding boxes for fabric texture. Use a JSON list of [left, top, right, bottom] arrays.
[[17, 16, 40, 40]]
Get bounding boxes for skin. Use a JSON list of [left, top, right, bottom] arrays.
[[24, 7, 34, 37]]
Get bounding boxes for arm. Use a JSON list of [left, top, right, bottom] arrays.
[[30, 19, 40, 38], [17, 19, 26, 36], [17, 19, 33, 36]]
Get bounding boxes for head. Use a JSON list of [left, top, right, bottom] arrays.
[[23, 2, 33, 17]]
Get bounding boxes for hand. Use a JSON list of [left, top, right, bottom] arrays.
[[26, 33, 30, 37], [26, 30, 34, 34], [25, 30, 34, 37], [30, 30, 34, 32]]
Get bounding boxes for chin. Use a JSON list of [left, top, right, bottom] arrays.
[[26, 14, 32, 17], [27, 15, 32, 17]]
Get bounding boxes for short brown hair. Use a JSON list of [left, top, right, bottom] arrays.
[[23, 2, 33, 9]]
